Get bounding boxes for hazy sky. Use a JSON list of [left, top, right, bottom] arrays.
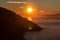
[[0, 0, 60, 11]]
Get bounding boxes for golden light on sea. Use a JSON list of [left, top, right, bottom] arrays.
[[27, 17, 32, 21]]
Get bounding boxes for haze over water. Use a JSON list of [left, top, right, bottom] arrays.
[[24, 18, 60, 40]]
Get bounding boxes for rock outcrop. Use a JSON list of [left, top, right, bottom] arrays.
[[0, 7, 43, 40]]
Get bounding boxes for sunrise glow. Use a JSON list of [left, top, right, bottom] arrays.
[[27, 17, 32, 21], [27, 7, 32, 13]]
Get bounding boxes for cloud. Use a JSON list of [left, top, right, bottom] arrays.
[[6, 1, 28, 4]]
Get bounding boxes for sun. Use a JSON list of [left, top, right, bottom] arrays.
[[27, 7, 32, 13]]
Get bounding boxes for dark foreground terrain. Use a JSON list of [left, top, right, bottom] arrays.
[[0, 7, 43, 40]]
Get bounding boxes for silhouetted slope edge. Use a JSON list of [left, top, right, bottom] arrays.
[[0, 7, 43, 40]]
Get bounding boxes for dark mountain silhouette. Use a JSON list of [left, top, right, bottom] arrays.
[[0, 7, 43, 40]]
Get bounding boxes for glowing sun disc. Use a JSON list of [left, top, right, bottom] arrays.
[[27, 8, 32, 13]]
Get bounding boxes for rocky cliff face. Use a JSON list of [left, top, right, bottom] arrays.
[[0, 7, 43, 40]]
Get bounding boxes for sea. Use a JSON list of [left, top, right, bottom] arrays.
[[24, 19, 60, 40]]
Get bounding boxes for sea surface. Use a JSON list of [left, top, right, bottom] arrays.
[[24, 20, 60, 40]]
